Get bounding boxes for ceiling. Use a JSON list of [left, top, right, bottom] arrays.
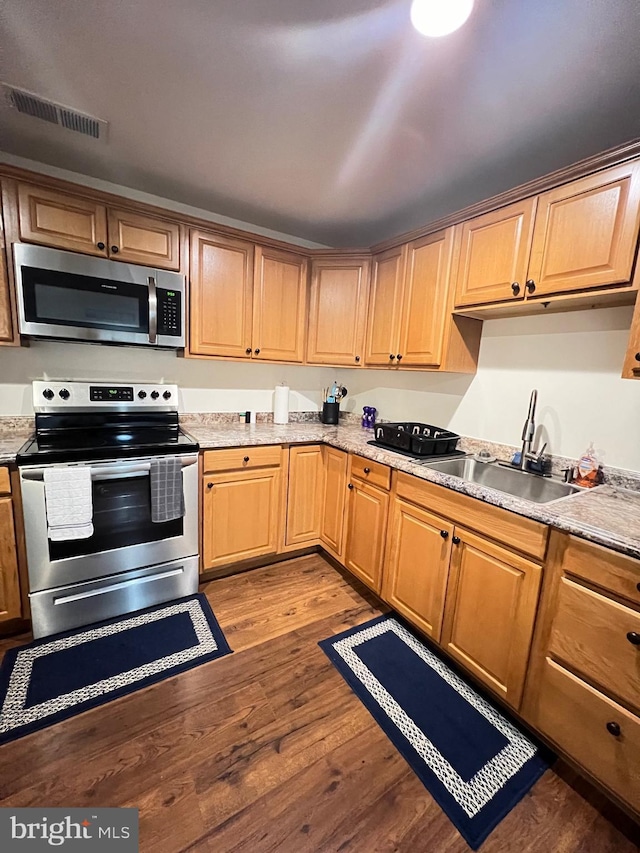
[[1, 0, 640, 247]]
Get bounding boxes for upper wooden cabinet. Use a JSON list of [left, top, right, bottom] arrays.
[[455, 161, 640, 308], [0, 190, 14, 344], [17, 183, 108, 256], [190, 229, 254, 358], [107, 208, 181, 270], [454, 198, 536, 307], [366, 228, 459, 368], [307, 255, 370, 366], [17, 183, 182, 270], [253, 246, 308, 362]]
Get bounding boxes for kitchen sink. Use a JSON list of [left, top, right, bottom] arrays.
[[421, 457, 580, 504]]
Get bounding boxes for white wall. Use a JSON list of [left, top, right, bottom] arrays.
[[1, 306, 638, 470]]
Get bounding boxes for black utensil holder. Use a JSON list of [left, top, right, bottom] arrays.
[[321, 402, 340, 424]]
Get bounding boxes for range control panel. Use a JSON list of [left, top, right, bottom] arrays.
[[33, 381, 179, 412]]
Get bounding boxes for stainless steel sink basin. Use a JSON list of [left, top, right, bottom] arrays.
[[421, 457, 580, 504]]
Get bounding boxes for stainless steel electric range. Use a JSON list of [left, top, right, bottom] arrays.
[[17, 381, 200, 639]]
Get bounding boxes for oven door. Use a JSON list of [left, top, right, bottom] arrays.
[[20, 454, 199, 592]]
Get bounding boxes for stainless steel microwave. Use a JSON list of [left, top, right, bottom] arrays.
[[14, 242, 185, 348]]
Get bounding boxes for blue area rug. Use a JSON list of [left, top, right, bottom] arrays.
[[319, 615, 553, 850], [0, 593, 232, 746]]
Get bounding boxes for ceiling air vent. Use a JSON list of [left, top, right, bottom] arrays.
[[2, 84, 108, 140]]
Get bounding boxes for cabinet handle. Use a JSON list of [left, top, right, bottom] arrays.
[[363, 467, 370, 474], [254, 348, 261, 355], [396, 354, 403, 362], [440, 530, 449, 539], [389, 354, 396, 361], [111, 245, 119, 254], [635, 353, 640, 363], [355, 356, 360, 363], [511, 282, 520, 295], [97, 241, 105, 250], [243, 456, 250, 463], [606, 721, 621, 737], [245, 347, 252, 354], [452, 535, 461, 545], [637, 582, 640, 592], [626, 631, 640, 646], [348, 483, 354, 490], [526, 279, 536, 293], [206, 482, 214, 490]]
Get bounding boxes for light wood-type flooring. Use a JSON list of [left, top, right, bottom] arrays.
[[0, 554, 638, 852]]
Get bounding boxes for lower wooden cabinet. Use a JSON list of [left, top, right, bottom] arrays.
[[345, 477, 389, 594], [320, 446, 348, 557], [382, 498, 453, 641], [201, 447, 284, 571], [285, 445, 324, 546], [0, 469, 22, 623], [440, 529, 542, 709]]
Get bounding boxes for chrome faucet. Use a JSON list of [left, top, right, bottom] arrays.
[[519, 389, 538, 471]]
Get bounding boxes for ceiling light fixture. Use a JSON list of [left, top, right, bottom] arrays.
[[410, 0, 474, 37]]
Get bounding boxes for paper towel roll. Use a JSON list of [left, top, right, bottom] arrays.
[[273, 385, 289, 424]]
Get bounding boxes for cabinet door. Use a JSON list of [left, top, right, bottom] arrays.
[[441, 529, 542, 709], [307, 256, 370, 366], [528, 162, 640, 297], [286, 445, 324, 546], [454, 198, 535, 307], [189, 229, 254, 358], [0, 497, 21, 622], [364, 245, 406, 366], [382, 498, 453, 641], [320, 446, 348, 557], [107, 208, 181, 270], [202, 467, 282, 570], [0, 194, 13, 343], [398, 228, 455, 367], [345, 480, 389, 593], [17, 183, 108, 256], [253, 246, 308, 362]]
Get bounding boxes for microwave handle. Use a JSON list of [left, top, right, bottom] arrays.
[[148, 275, 157, 344]]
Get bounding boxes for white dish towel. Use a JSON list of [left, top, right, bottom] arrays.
[[44, 467, 94, 541]]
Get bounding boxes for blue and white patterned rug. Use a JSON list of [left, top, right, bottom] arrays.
[[319, 615, 553, 850], [0, 594, 232, 746]]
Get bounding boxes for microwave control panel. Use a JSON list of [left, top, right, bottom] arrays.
[[157, 288, 182, 336]]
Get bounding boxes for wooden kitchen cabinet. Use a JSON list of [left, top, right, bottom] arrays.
[[0, 469, 22, 623], [307, 255, 370, 366], [285, 445, 324, 546], [365, 244, 406, 366], [107, 208, 181, 270], [344, 456, 391, 593], [383, 497, 453, 641], [0, 189, 14, 343], [440, 528, 542, 709], [189, 229, 254, 358], [17, 183, 108, 256], [454, 198, 536, 307], [201, 447, 284, 571], [320, 446, 348, 558], [253, 246, 308, 362]]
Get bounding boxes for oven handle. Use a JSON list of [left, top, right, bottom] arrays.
[[21, 456, 198, 481], [52, 566, 185, 605], [148, 275, 157, 344]]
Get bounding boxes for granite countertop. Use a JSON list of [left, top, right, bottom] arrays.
[[3, 419, 639, 561]]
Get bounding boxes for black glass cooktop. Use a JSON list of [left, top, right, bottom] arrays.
[[17, 412, 199, 465]]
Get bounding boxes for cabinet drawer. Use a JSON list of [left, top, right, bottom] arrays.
[[549, 577, 640, 713], [349, 455, 391, 490], [533, 658, 640, 813], [0, 467, 10, 496], [202, 445, 283, 473], [560, 535, 640, 607]]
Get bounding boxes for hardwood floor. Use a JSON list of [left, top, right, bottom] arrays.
[[0, 553, 638, 852]]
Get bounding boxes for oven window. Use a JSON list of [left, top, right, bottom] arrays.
[[49, 475, 182, 561], [22, 266, 148, 333]]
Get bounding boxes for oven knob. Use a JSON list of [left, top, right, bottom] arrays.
[[150, 390, 160, 399], [59, 388, 70, 400], [138, 390, 147, 399], [42, 388, 54, 400], [162, 390, 172, 400]]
